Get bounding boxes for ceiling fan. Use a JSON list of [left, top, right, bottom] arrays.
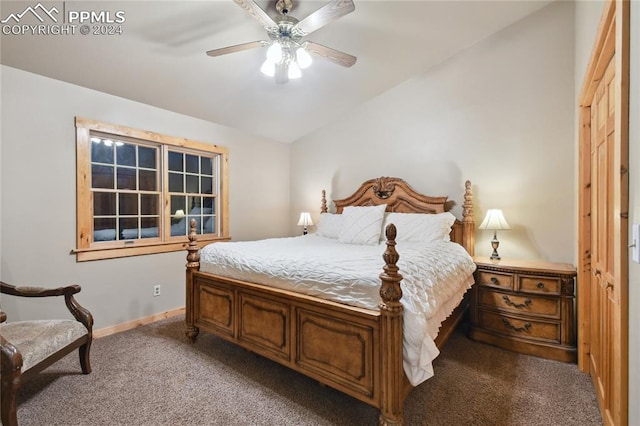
[[206, 0, 357, 83]]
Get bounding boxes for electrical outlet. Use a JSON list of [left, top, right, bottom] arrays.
[[153, 285, 161, 297]]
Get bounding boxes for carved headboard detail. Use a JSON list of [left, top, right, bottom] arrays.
[[332, 177, 448, 214], [321, 177, 475, 256]]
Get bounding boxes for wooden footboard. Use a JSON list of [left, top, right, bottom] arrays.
[[186, 223, 406, 423], [185, 177, 475, 425]]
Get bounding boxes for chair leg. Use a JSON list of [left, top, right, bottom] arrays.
[[1, 368, 21, 426], [78, 340, 92, 374]]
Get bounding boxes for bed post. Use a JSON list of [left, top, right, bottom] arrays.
[[378, 224, 405, 425], [321, 189, 328, 213], [462, 180, 475, 257], [185, 219, 200, 343]]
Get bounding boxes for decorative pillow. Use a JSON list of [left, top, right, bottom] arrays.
[[315, 213, 343, 239], [338, 204, 387, 245], [381, 212, 456, 243]]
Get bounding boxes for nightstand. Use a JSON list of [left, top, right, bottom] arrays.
[[468, 257, 577, 363]]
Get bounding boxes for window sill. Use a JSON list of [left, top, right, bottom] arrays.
[[71, 237, 230, 262]]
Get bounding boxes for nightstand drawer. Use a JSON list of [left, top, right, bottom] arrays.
[[519, 275, 561, 295], [476, 271, 513, 290], [478, 288, 561, 318], [479, 310, 560, 343]]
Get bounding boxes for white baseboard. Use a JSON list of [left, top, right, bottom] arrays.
[[93, 306, 185, 339]]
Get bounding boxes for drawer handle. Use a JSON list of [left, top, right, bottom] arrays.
[[490, 277, 499, 285], [502, 295, 531, 309], [536, 282, 545, 289], [502, 318, 531, 332]]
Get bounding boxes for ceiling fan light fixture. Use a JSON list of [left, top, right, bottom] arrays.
[[296, 47, 312, 69], [288, 61, 302, 79], [205, 0, 356, 84], [260, 60, 276, 77], [266, 42, 283, 63]]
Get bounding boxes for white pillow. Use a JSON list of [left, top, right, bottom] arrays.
[[381, 212, 456, 243], [338, 204, 387, 245], [315, 213, 343, 239]]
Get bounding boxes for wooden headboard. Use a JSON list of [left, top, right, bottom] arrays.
[[321, 177, 475, 256]]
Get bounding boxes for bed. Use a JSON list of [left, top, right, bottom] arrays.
[[185, 177, 475, 425]]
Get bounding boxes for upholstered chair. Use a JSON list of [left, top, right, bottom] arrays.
[[0, 281, 93, 426]]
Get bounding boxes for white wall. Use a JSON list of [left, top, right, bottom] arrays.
[[0, 65, 290, 330], [290, 1, 575, 263]]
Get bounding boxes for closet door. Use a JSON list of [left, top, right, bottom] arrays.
[[578, 2, 629, 425], [589, 57, 618, 425]]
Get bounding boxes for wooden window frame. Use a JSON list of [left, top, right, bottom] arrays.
[[73, 117, 229, 262]]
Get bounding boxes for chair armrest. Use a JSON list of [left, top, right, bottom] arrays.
[[0, 334, 23, 374], [0, 281, 93, 333], [1, 281, 81, 298]]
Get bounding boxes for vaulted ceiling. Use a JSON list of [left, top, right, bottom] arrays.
[[0, 1, 552, 143]]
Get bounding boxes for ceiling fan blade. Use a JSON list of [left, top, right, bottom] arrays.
[[304, 41, 357, 68], [233, 0, 277, 30], [206, 41, 266, 57], [294, 0, 355, 36]]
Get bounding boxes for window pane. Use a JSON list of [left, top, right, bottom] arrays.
[[188, 196, 201, 214], [168, 151, 183, 172], [139, 170, 156, 191], [120, 218, 138, 239], [201, 176, 212, 195], [119, 193, 138, 215], [92, 165, 114, 189], [138, 146, 156, 169], [171, 195, 186, 215], [116, 142, 136, 166], [168, 172, 183, 193], [171, 219, 187, 236], [140, 194, 158, 216], [94, 218, 116, 242], [203, 215, 214, 233], [94, 218, 115, 231], [92, 140, 114, 164], [94, 192, 116, 216], [186, 175, 199, 193], [140, 217, 158, 239], [117, 167, 136, 190], [203, 197, 215, 212], [201, 157, 212, 175], [186, 154, 199, 173]]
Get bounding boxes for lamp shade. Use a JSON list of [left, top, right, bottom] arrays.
[[174, 209, 186, 219], [297, 212, 313, 227], [479, 209, 511, 231]]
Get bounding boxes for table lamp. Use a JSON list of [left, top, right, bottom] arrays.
[[479, 209, 511, 260], [297, 212, 313, 235]]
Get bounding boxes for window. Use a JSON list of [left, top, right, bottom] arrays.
[[74, 117, 229, 261]]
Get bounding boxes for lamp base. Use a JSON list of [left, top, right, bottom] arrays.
[[490, 233, 501, 260]]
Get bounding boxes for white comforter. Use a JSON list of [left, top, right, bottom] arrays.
[[199, 235, 476, 386]]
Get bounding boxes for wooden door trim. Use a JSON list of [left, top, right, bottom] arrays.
[[577, 1, 629, 425]]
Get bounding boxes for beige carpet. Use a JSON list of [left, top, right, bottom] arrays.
[[16, 316, 601, 425]]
